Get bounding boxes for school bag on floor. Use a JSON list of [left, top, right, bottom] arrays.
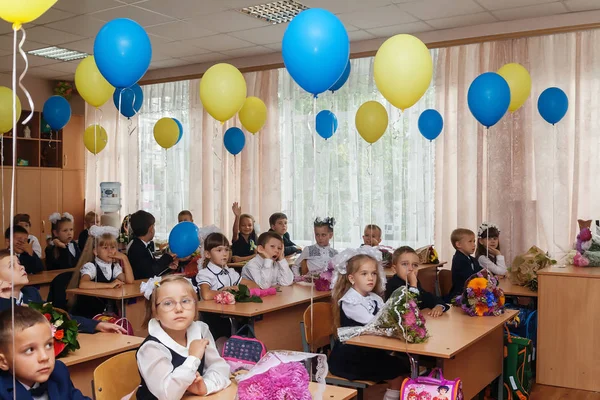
[[400, 368, 463, 400], [503, 327, 533, 400], [505, 304, 537, 373], [221, 324, 266, 375]]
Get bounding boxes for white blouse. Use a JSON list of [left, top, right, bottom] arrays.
[[477, 255, 507, 276], [293, 244, 338, 276], [28, 235, 42, 258], [339, 288, 384, 326], [137, 319, 231, 399], [196, 262, 242, 293], [80, 257, 123, 281], [241, 255, 294, 289]]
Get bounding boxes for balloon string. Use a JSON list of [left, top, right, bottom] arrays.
[[11, 26, 17, 400], [1, 135, 4, 236], [312, 96, 317, 218], [17, 27, 33, 125]]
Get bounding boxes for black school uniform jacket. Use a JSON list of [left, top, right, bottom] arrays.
[[17, 251, 43, 274], [128, 238, 174, 280], [44, 243, 81, 271], [385, 275, 448, 311], [445, 250, 483, 302], [268, 229, 301, 257]]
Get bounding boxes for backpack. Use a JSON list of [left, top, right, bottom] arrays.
[[505, 304, 537, 372], [400, 368, 463, 400], [503, 326, 533, 400], [93, 313, 134, 336], [221, 324, 266, 375]]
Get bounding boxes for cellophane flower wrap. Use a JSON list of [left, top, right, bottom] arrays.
[[454, 272, 505, 317], [573, 227, 600, 267], [337, 286, 429, 344], [377, 245, 394, 268], [293, 260, 334, 292], [236, 351, 328, 400], [28, 303, 79, 358], [509, 245, 556, 290]]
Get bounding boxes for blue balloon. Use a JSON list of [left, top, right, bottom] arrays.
[[537, 87, 568, 125], [224, 127, 245, 156], [418, 109, 444, 141], [467, 72, 511, 128], [172, 118, 183, 144], [168, 221, 199, 259], [94, 18, 152, 88], [282, 9, 349, 96], [316, 110, 338, 140], [329, 60, 351, 92], [113, 84, 143, 118], [42, 96, 71, 131]]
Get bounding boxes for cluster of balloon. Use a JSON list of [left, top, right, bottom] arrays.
[[154, 118, 181, 149], [468, 72, 511, 128], [418, 110, 443, 141], [74, 56, 114, 108], [282, 8, 350, 97], [43, 96, 71, 131], [316, 110, 338, 140], [238, 97, 267, 134], [0, 87, 21, 134], [114, 84, 143, 119], [356, 101, 388, 144], [224, 127, 245, 156], [83, 125, 108, 154], [169, 221, 199, 259], [200, 63, 247, 123]]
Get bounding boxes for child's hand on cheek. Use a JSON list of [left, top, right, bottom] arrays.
[[0, 281, 12, 298], [53, 239, 66, 248], [408, 271, 418, 287]]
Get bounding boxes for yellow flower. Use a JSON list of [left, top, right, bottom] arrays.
[[467, 277, 488, 290], [475, 304, 489, 316]]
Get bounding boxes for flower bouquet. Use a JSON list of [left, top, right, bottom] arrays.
[[226, 284, 263, 303], [377, 245, 395, 268], [294, 260, 334, 292], [454, 272, 505, 316], [236, 351, 328, 400], [415, 245, 440, 265], [54, 81, 74, 100], [337, 286, 429, 344], [573, 227, 600, 267], [28, 303, 79, 358], [509, 246, 556, 290]]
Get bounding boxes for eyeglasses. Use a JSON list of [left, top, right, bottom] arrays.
[[156, 297, 196, 312]]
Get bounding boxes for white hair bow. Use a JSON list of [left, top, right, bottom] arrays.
[[48, 212, 74, 225], [329, 246, 386, 289], [478, 221, 500, 237], [89, 225, 119, 238], [140, 276, 162, 300]]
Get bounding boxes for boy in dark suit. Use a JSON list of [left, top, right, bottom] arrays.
[[0, 307, 90, 400], [268, 212, 301, 257], [445, 228, 482, 302], [4, 226, 43, 274], [127, 210, 176, 279]]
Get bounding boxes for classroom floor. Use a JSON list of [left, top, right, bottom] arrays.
[[363, 384, 600, 399]]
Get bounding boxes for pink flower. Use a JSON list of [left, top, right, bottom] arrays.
[[238, 362, 310, 400], [415, 326, 427, 338], [214, 291, 235, 305], [574, 252, 590, 267], [403, 310, 417, 326], [408, 300, 417, 308], [579, 228, 592, 241]]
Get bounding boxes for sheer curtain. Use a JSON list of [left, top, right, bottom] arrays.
[[434, 29, 600, 264], [279, 55, 437, 249]]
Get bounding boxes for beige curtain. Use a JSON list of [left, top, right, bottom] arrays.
[[435, 29, 600, 264]]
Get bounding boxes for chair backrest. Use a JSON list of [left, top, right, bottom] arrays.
[[47, 271, 73, 307], [417, 266, 437, 295], [302, 302, 334, 352], [93, 351, 140, 400], [438, 269, 452, 297]]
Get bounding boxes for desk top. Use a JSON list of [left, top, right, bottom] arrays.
[[498, 276, 538, 297], [184, 381, 356, 400], [66, 279, 145, 299], [61, 333, 144, 366], [385, 263, 443, 278], [197, 284, 331, 317], [537, 264, 600, 278], [26, 268, 75, 286], [346, 307, 518, 359]]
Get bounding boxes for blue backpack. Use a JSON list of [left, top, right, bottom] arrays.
[[505, 305, 537, 371]]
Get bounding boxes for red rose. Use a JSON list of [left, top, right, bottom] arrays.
[[54, 330, 64, 340], [43, 313, 51, 321], [53, 340, 65, 357]]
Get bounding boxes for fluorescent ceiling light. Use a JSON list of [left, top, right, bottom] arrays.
[[28, 46, 88, 62], [238, 0, 308, 24]]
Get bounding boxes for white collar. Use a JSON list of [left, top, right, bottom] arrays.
[[206, 262, 226, 274], [140, 238, 151, 247], [15, 291, 23, 306], [95, 256, 113, 268], [148, 319, 203, 358], [340, 287, 381, 305], [314, 244, 330, 250]]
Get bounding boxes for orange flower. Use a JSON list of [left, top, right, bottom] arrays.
[[54, 330, 64, 340], [468, 277, 488, 290], [499, 295, 505, 306], [475, 304, 489, 316]]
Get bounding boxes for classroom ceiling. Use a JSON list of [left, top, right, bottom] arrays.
[[0, 0, 597, 80]]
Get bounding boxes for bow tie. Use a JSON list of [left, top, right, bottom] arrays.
[[218, 269, 230, 276], [29, 381, 48, 396]]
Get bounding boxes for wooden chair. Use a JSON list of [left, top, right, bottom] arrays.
[[438, 269, 452, 298], [300, 302, 375, 400], [417, 266, 437, 295], [92, 351, 140, 400]]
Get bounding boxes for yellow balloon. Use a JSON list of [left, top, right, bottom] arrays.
[[83, 125, 108, 155], [355, 101, 388, 144], [75, 56, 114, 108], [374, 34, 432, 111], [238, 97, 267, 134], [154, 118, 179, 149], [0, 0, 56, 29], [0, 86, 21, 134], [497, 63, 531, 112], [199, 63, 247, 123]]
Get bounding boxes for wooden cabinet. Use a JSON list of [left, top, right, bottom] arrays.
[[0, 112, 85, 259]]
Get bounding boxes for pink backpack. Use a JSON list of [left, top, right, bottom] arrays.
[[221, 325, 266, 375], [400, 368, 463, 400], [93, 313, 134, 336]]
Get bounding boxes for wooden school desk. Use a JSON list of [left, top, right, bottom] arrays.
[[537, 265, 600, 392], [197, 284, 330, 351], [25, 267, 75, 299], [346, 307, 518, 400], [61, 333, 144, 398], [497, 276, 538, 298], [66, 279, 147, 336], [184, 381, 357, 400]]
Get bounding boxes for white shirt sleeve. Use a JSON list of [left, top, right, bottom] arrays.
[[196, 269, 217, 290], [29, 235, 42, 258], [136, 341, 198, 400], [477, 255, 507, 276], [80, 262, 96, 279], [276, 258, 294, 287], [199, 322, 232, 395], [241, 256, 268, 289], [340, 300, 377, 325]]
